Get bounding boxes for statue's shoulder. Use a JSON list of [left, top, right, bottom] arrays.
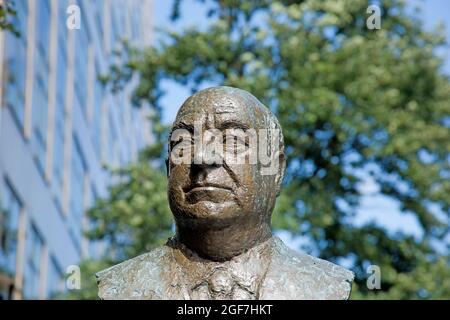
[[96, 244, 173, 300], [261, 237, 355, 300]]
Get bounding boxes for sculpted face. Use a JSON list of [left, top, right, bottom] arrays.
[[167, 87, 285, 231]]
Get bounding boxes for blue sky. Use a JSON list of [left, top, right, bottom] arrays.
[[151, 0, 450, 248]]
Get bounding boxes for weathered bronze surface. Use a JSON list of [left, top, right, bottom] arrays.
[[96, 86, 354, 300]]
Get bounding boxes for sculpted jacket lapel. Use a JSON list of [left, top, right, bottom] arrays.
[[166, 236, 275, 300]]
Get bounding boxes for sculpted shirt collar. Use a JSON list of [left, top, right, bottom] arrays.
[[168, 236, 276, 300]]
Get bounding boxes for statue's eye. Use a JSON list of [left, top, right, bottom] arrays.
[[170, 128, 194, 150], [170, 136, 194, 150], [224, 134, 248, 154]]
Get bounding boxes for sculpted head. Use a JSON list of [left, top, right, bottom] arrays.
[[95, 90, 355, 301], [167, 86, 285, 259]]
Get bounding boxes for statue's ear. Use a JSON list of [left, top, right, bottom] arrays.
[[165, 157, 170, 177], [275, 151, 286, 197]]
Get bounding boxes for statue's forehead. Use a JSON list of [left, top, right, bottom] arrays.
[[174, 92, 260, 125]]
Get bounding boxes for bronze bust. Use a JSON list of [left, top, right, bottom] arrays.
[[96, 86, 354, 300]]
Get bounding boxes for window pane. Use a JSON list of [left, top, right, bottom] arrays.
[[23, 224, 43, 299], [69, 137, 86, 251], [46, 257, 64, 299], [92, 63, 103, 159], [2, 0, 28, 127], [31, 0, 51, 173], [0, 181, 21, 278], [74, 2, 90, 118], [53, 28, 68, 203]]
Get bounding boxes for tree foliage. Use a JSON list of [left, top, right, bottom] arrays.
[[0, 0, 19, 36], [86, 164, 173, 261], [79, 0, 450, 300]]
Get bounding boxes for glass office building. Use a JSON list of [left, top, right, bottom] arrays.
[[0, 0, 153, 299]]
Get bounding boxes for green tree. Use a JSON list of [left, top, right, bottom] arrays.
[[64, 163, 173, 300], [78, 0, 450, 299], [0, 0, 19, 36]]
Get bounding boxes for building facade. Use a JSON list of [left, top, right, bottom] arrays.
[[0, 0, 153, 299]]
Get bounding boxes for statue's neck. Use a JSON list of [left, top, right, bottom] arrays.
[[176, 220, 272, 262]]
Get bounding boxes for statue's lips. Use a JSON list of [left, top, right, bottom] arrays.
[[188, 186, 230, 192], [184, 183, 232, 192], [184, 184, 233, 203]]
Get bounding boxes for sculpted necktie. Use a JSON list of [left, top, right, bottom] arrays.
[[169, 236, 274, 300], [190, 267, 257, 300]]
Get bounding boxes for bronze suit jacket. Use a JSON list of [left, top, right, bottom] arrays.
[[96, 236, 354, 300]]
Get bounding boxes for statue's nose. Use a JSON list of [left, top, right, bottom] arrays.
[[191, 151, 223, 169], [192, 135, 224, 167]]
